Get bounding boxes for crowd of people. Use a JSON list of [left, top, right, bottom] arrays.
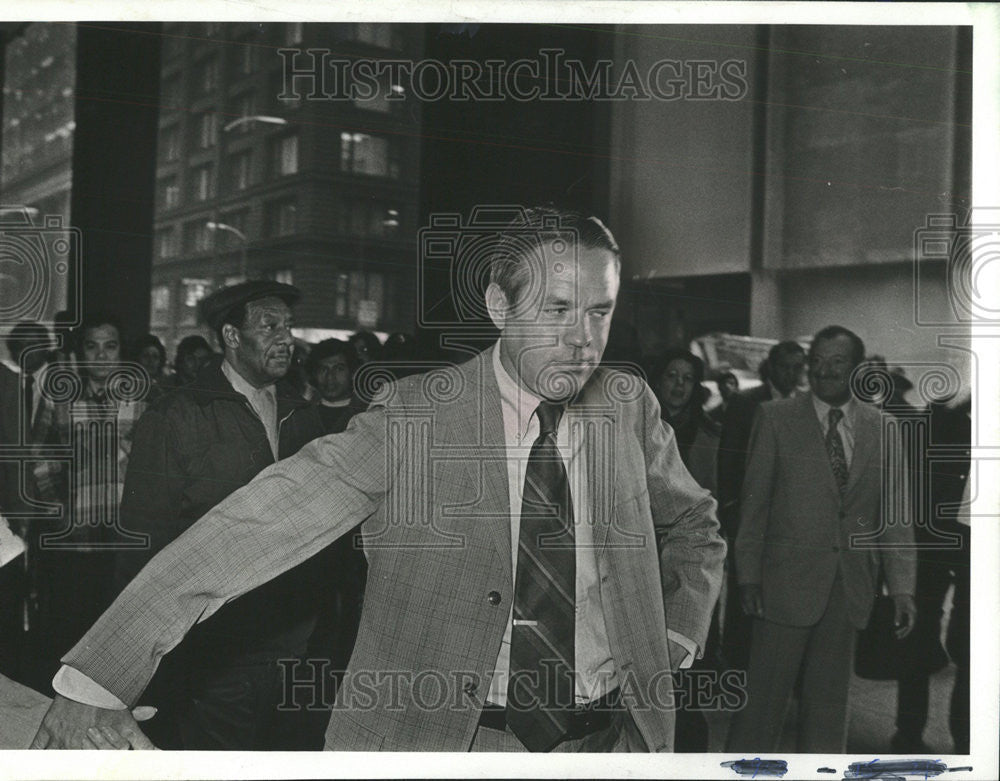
[[0, 207, 973, 754], [0, 295, 418, 749]]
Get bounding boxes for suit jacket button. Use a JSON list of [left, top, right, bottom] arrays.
[[832, 545, 840, 552], [488, 591, 502, 605]]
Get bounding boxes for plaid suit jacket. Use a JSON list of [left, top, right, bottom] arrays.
[[63, 350, 725, 751]]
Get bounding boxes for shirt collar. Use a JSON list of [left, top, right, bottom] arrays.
[[320, 397, 352, 408], [811, 392, 856, 430], [492, 342, 544, 443], [221, 359, 276, 403]]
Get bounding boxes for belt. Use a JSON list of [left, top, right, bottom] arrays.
[[478, 687, 622, 742]]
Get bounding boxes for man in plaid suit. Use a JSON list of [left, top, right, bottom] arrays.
[[32, 207, 726, 752]]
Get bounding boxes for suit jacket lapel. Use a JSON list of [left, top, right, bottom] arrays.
[[846, 401, 878, 497], [455, 351, 512, 589]]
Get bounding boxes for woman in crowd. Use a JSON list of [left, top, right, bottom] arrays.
[[166, 334, 214, 388], [649, 347, 723, 752], [651, 348, 721, 495]]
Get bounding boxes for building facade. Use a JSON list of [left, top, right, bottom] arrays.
[[150, 22, 422, 353]]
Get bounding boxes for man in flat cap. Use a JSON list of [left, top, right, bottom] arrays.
[[48, 281, 328, 750]]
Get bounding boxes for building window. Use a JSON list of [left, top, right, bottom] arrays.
[[267, 198, 297, 237], [191, 164, 214, 201], [269, 268, 294, 285], [229, 150, 252, 191], [196, 112, 217, 149], [273, 70, 302, 109], [339, 199, 401, 237], [335, 273, 348, 317], [218, 210, 249, 248], [350, 23, 401, 50], [162, 33, 184, 60], [233, 37, 257, 77], [339, 132, 398, 178], [158, 176, 180, 209], [184, 221, 213, 253], [196, 57, 219, 95], [160, 125, 181, 161], [230, 92, 256, 131], [150, 285, 171, 326], [271, 134, 298, 176], [180, 278, 212, 326], [156, 228, 178, 259], [283, 23, 303, 46], [161, 75, 181, 107]]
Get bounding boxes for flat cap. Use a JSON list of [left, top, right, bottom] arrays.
[[200, 280, 300, 330]]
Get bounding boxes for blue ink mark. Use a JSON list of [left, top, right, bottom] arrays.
[[818, 769, 838, 774], [721, 758, 789, 777], [843, 759, 952, 779]]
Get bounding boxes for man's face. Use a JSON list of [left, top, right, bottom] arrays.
[[658, 358, 697, 415], [227, 297, 294, 387], [808, 335, 856, 405], [81, 324, 121, 381], [771, 349, 806, 397], [178, 347, 212, 382], [490, 242, 619, 401], [313, 354, 352, 402], [138, 345, 163, 377], [720, 376, 739, 401]]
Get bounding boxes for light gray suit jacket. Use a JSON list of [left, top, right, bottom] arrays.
[[63, 350, 726, 751], [735, 393, 916, 629]]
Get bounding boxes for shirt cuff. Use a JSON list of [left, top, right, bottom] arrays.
[[666, 629, 698, 669], [53, 665, 127, 709]]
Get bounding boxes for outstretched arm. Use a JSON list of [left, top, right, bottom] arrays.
[[32, 406, 389, 748]]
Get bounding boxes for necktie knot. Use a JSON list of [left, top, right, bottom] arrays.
[[828, 407, 844, 428], [536, 402, 564, 438]]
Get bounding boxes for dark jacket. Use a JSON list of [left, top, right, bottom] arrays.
[[115, 356, 328, 659], [716, 384, 773, 538]]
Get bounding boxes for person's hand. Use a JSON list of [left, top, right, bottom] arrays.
[[892, 594, 917, 640], [30, 694, 156, 750], [740, 584, 764, 618]]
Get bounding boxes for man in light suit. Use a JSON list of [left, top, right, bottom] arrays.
[[725, 325, 917, 753], [31, 207, 726, 752], [717, 340, 805, 671]]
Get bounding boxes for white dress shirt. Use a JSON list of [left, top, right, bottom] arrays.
[[811, 393, 857, 468], [487, 346, 695, 706]]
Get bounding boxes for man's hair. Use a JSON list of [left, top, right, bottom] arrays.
[[215, 303, 250, 348], [75, 312, 123, 358], [488, 205, 621, 306], [133, 333, 167, 365], [174, 334, 213, 370], [6, 321, 52, 362], [6, 321, 51, 348], [305, 338, 359, 381], [809, 325, 866, 367], [717, 371, 738, 387], [768, 340, 805, 365]]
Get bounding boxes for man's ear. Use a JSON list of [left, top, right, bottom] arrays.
[[221, 323, 241, 351], [485, 282, 510, 331]]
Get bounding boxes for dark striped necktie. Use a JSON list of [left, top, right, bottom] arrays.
[[506, 401, 576, 752], [826, 407, 849, 494]]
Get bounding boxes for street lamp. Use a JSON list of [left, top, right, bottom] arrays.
[[222, 115, 288, 133], [206, 221, 248, 279]]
